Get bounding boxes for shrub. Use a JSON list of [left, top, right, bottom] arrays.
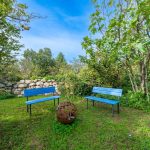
[[74, 81, 92, 96], [121, 91, 150, 111], [57, 70, 92, 96], [44, 75, 56, 81], [0, 90, 16, 100], [30, 76, 43, 80], [58, 81, 92, 96]]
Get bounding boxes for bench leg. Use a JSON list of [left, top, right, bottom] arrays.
[[58, 98, 59, 105], [117, 103, 120, 114], [92, 100, 94, 106], [112, 105, 114, 117], [29, 104, 32, 115], [87, 99, 88, 109], [54, 99, 55, 106], [27, 105, 28, 112]]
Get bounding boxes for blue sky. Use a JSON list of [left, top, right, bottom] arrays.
[[19, 0, 94, 62]]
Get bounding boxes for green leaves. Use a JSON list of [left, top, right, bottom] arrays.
[[108, 0, 114, 6], [88, 10, 105, 34], [0, 0, 32, 64], [82, 36, 93, 50], [134, 43, 145, 52], [82, 0, 150, 94], [17, 3, 28, 9], [56, 52, 67, 67]]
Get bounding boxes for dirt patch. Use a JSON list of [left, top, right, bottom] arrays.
[[17, 106, 26, 110], [30, 138, 43, 150], [113, 115, 121, 123], [80, 99, 85, 103]]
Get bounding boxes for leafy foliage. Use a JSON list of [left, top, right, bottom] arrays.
[[0, 0, 33, 63], [20, 48, 55, 78], [56, 62, 93, 96], [1, 0, 150, 112], [58, 73, 92, 96], [0, 0, 37, 82], [56, 52, 67, 66], [82, 0, 150, 104], [0, 89, 15, 100], [121, 91, 150, 111], [0, 59, 21, 81]]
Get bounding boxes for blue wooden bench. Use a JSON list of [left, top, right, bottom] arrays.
[[24, 87, 60, 115], [85, 87, 123, 116]]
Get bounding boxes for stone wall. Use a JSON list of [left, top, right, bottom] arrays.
[[0, 79, 58, 97]]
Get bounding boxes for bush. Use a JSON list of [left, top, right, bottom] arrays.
[[44, 75, 56, 81], [74, 81, 92, 96], [0, 90, 16, 100], [58, 81, 92, 96], [57, 70, 92, 96], [30, 76, 43, 80], [121, 91, 150, 111]]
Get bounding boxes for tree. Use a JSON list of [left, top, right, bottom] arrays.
[[0, 0, 38, 81], [0, 59, 21, 82], [37, 48, 55, 76], [0, 0, 35, 64], [56, 52, 67, 65], [20, 48, 55, 78], [20, 49, 38, 79], [71, 58, 85, 73], [23, 49, 37, 63], [82, 0, 150, 100]]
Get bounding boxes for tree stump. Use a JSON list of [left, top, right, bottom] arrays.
[[56, 102, 77, 124]]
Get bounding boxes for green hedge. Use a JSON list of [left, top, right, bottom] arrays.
[[121, 91, 150, 111], [0, 90, 16, 100]]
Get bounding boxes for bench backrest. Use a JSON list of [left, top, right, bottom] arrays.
[[24, 87, 56, 97], [92, 87, 122, 97]]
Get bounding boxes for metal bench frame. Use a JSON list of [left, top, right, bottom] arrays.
[[24, 87, 60, 115], [85, 87, 122, 116]]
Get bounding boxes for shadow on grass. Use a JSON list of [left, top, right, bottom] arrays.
[[0, 106, 82, 150]]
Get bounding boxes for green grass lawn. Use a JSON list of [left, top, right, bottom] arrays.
[[0, 95, 150, 150]]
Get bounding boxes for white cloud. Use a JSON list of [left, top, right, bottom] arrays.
[[20, 34, 85, 62], [53, 7, 90, 26], [17, 0, 92, 61]]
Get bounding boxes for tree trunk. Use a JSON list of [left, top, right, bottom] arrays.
[[126, 57, 139, 92], [128, 65, 138, 92], [145, 67, 149, 101], [140, 61, 145, 93], [128, 70, 135, 92]]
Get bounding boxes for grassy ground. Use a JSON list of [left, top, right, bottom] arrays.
[[0, 95, 150, 150]]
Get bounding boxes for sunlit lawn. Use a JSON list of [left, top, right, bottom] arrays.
[[0, 95, 150, 150]]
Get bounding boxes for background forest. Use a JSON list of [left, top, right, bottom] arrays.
[[0, 0, 150, 111]]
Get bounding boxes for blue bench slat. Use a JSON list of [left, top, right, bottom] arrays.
[[85, 96, 119, 105], [26, 96, 60, 105], [24, 87, 56, 97], [92, 87, 122, 97]]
